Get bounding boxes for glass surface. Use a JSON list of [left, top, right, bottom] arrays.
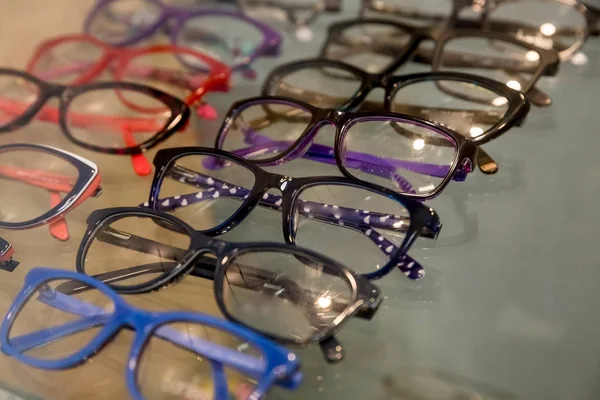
[[293, 184, 411, 275], [437, 36, 542, 94], [177, 15, 264, 66], [221, 249, 353, 341], [29, 40, 106, 84], [7, 278, 115, 361], [265, 65, 364, 108], [219, 100, 314, 160], [156, 154, 256, 230], [0, 148, 79, 224], [323, 23, 412, 72], [240, 0, 320, 25], [87, 0, 163, 43], [342, 118, 458, 194], [0, 75, 40, 128], [138, 321, 262, 400], [391, 78, 510, 139], [65, 87, 172, 148], [81, 214, 192, 287]]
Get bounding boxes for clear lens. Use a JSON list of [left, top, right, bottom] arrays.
[[391, 78, 510, 139], [82, 214, 192, 288], [65, 87, 173, 149], [323, 23, 412, 72], [293, 184, 411, 275], [221, 249, 353, 342], [156, 154, 256, 230], [0, 75, 40, 128], [87, 0, 162, 44], [265, 65, 364, 108], [362, 0, 453, 27], [29, 40, 105, 84], [220, 100, 313, 160], [138, 321, 262, 400], [8, 277, 115, 361], [0, 148, 79, 224], [437, 37, 541, 94], [482, 0, 587, 59], [120, 49, 212, 100], [177, 15, 265, 66], [343, 118, 457, 194]]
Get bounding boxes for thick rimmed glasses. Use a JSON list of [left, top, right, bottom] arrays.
[[262, 58, 530, 174], [27, 34, 231, 120], [0, 69, 189, 176], [360, 0, 597, 61], [73, 207, 383, 362], [320, 18, 560, 107], [1, 267, 303, 400], [84, 1, 282, 78], [144, 147, 442, 281], [215, 96, 478, 198], [0, 143, 101, 241]]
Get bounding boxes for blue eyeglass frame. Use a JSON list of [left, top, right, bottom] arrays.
[[0, 267, 302, 400]]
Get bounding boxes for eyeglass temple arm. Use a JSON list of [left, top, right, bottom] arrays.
[[235, 117, 461, 181], [155, 166, 427, 280], [9, 289, 271, 380], [0, 97, 160, 176], [0, 237, 18, 272]]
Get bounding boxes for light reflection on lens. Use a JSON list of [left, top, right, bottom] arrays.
[[506, 80, 522, 91], [540, 22, 557, 36]]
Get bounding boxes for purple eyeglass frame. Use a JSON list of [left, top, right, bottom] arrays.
[[215, 96, 478, 200], [83, 0, 282, 72]]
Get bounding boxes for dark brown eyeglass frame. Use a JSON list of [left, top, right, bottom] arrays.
[[262, 58, 530, 174], [319, 18, 561, 107]]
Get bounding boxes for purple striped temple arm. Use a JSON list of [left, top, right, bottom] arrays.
[[149, 164, 425, 280]]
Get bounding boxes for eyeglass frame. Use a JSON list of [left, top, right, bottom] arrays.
[[26, 34, 231, 109], [237, 0, 343, 27], [0, 143, 101, 238], [360, 0, 596, 61], [319, 18, 561, 107], [73, 206, 383, 362], [0, 69, 190, 156], [144, 146, 442, 281], [0, 267, 303, 400], [262, 58, 531, 173], [214, 96, 478, 200], [84, 1, 282, 72]]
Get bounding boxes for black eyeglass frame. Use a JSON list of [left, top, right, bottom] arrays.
[[75, 206, 382, 362], [0, 68, 190, 155], [319, 18, 561, 106]]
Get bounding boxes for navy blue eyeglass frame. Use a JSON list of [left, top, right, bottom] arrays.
[[145, 147, 442, 281], [72, 206, 382, 362], [1, 267, 302, 400]]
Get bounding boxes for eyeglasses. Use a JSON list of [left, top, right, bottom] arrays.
[[360, 0, 597, 61], [84, 1, 282, 79], [0, 237, 17, 272], [320, 18, 560, 107], [1, 267, 302, 400], [27, 34, 231, 119], [237, 0, 342, 40], [215, 96, 477, 199], [0, 68, 190, 176], [73, 206, 382, 362], [263, 58, 530, 174], [143, 146, 441, 281], [0, 143, 101, 241]]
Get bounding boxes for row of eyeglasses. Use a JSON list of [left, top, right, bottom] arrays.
[[0, 0, 596, 399]]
